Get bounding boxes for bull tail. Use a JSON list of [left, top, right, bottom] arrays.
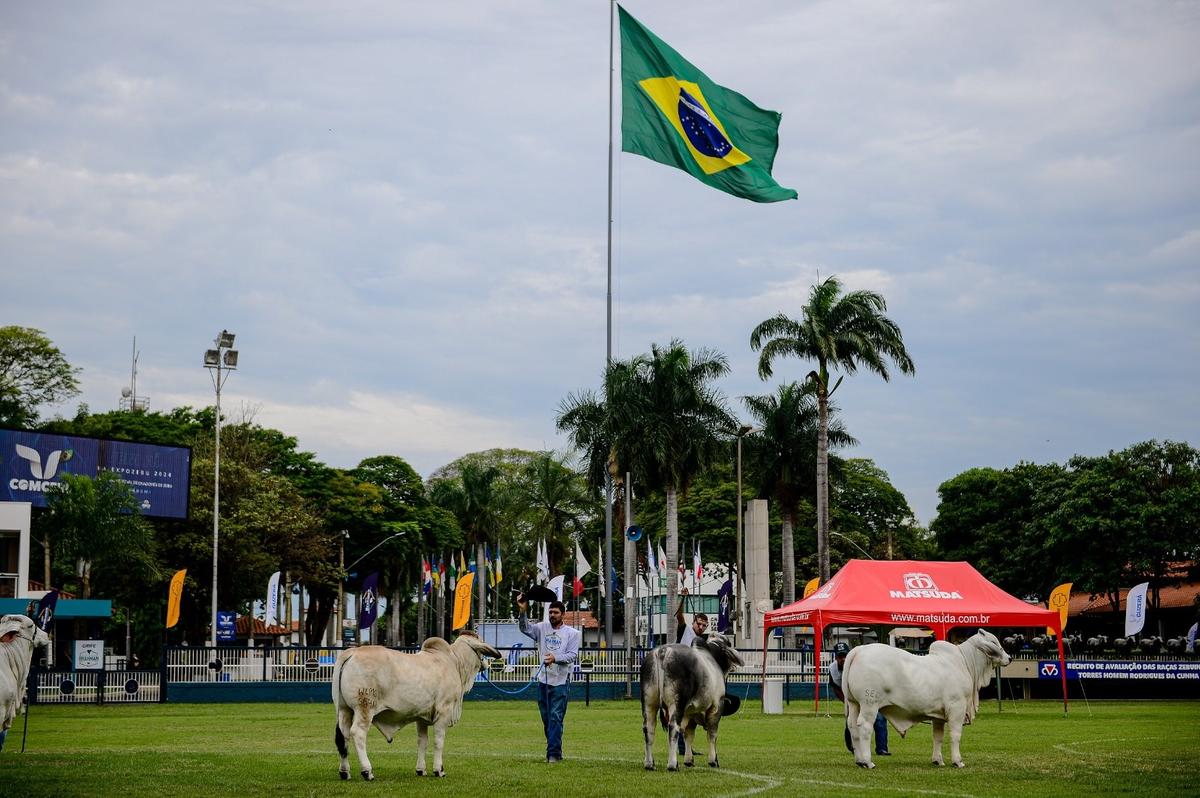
[[333, 652, 353, 761], [335, 722, 348, 758]]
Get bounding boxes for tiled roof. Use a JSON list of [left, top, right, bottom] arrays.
[[235, 616, 291, 636]]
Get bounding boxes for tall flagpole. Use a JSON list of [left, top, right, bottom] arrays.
[[603, 0, 615, 649]]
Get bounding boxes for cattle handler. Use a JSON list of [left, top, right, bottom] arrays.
[[517, 595, 581, 763], [829, 642, 890, 756]]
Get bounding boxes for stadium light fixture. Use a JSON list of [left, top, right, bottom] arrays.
[[203, 330, 239, 651]]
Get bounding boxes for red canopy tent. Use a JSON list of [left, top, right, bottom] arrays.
[[762, 560, 1068, 711]]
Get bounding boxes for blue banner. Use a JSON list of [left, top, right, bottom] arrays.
[[35, 589, 59, 631], [358, 572, 379, 630], [1, 428, 191, 518], [716, 578, 733, 633], [1038, 660, 1200, 681], [216, 611, 237, 643]]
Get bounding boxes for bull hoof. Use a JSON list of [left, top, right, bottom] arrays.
[[932, 761, 944, 767], [709, 760, 719, 768], [339, 770, 350, 781], [667, 764, 678, 772], [433, 769, 446, 778], [645, 764, 655, 771], [856, 761, 876, 769], [684, 760, 694, 768], [361, 770, 373, 781], [416, 769, 424, 776], [953, 762, 965, 769]]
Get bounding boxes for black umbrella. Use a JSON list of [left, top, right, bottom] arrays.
[[518, 584, 559, 604]]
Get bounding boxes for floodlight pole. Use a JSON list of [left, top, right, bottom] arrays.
[[204, 331, 237, 649]]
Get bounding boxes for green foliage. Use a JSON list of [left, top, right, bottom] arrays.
[[43, 472, 158, 598], [934, 440, 1200, 610], [833, 459, 933, 562], [0, 325, 81, 426]]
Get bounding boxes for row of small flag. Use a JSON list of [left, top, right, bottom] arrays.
[[418, 547, 504, 597], [640, 538, 704, 587]]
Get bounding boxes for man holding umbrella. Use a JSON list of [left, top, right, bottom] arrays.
[[517, 589, 581, 763]]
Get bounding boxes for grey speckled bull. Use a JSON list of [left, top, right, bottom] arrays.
[[640, 634, 743, 771]]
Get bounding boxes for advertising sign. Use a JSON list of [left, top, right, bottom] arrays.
[[216, 611, 237, 643], [74, 639, 104, 670], [1, 428, 191, 518], [1038, 660, 1200, 681]]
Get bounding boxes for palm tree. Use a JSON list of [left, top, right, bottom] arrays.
[[559, 339, 734, 633], [743, 382, 856, 645], [751, 276, 914, 583], [430, 462, 501, 625], [518, 451, 591, 579]]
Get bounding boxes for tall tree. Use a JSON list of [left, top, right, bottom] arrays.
[[833, 459, 929, 562], [561, 340, 734, 633], [43, 472, 158, 598], [743, 381, 855, 643], [517, 451, 591, 577], [932, 463, 1059, 600], [751, 276, 914, 582], [430, 461, 501, 625], [0, 326, 81, 426]]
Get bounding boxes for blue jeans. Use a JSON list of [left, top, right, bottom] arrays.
[[844, 713, 889, 754], [537, 682, 569, 759]]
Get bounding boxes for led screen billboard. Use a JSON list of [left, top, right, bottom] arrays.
[[1, 428, 191, 519]]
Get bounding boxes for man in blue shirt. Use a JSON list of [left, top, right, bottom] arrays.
[[518, 597, 582, 763]]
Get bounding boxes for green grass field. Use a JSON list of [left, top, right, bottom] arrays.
[[2, 698, 1194, 797]]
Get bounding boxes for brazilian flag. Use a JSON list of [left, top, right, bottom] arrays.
[[619, 6, 796, 203]]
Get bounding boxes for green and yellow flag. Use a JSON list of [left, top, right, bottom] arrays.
[[1047, 582, 1072, 636], [166, 568, 186, 629], [619, 6, 796, 203]]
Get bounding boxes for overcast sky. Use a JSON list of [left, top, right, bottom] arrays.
[[3, 1, 1197, 524]]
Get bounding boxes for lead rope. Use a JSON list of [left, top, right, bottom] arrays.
[[480, 662, 546, 695]]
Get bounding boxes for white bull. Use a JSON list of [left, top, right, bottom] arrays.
[[842, 629, 1010, 769], [332, 632, 500, 780], [0, 614, 50, 752], [640, 634, 744, 771]]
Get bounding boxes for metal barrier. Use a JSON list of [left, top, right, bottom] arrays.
[[33, 669, 161, 704], [163, 645, 825, 684]]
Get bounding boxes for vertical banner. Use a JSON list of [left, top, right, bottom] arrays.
[[35, 589, 59, 631], [717, 578, 733, 633], [265, 571, 281, 627], [452, 572, 474, 631], [166, 568, 187, 629], [802, 577, 819, 599], [1046, 582, 1072, 636], [597, 539, 606, 598], [358, 572, 379, 630], [1125, 581, 1149, 636]]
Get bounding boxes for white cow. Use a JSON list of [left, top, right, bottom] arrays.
[[332, 632, 500, 780], [0, 614, 50, 751], [842, 629, 1010, 769], [640, 633, 744, 771]]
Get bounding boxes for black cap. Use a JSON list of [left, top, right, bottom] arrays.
[[833, 642, 850, 657]]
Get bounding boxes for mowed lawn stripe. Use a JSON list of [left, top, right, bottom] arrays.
[[2, 699, 1193, 797]]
